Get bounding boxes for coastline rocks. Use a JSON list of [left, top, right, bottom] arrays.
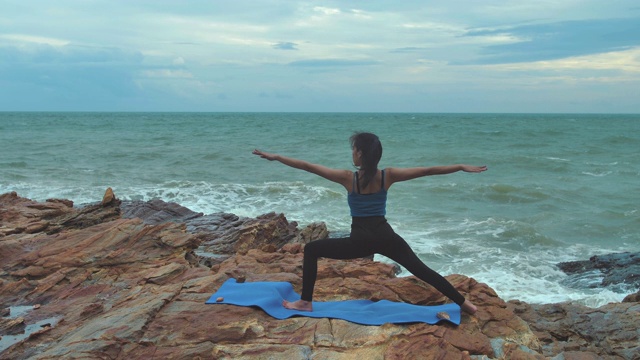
[[1, 190, 638, 359], [122, 199, 329, 255], [623, 291, 640, 303], [558, 252, 640, 290], [0, 317, 26, 336], [121, 199, 203, 225], [0, 192, 75, 237], [507, 300, 640, 359]]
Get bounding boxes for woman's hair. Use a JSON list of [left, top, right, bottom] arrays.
[[350, 132, 383, 189]]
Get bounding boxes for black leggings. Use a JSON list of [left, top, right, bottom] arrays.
[[300, 216, 466, 306]]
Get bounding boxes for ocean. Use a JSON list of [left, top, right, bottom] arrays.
[[1, 112, 639, 307]]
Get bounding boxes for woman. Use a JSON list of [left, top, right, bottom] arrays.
[[252, 132, 486, 314]]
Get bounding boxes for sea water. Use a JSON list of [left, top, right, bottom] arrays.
[[1, 112, 639, 306]]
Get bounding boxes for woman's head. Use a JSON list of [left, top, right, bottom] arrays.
[[350, 132, 382, 188]]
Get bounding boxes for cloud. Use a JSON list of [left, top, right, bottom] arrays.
[[272, 42, 298, 50], [0, 41, 145, 109], [313, 7, 341, 16], [140, 69, 193, 79], [390, 47, 426, 53], [464, 17, 640, 64], [288, 59, 378, 67], [1, 1, 639, 112], [0, 34, 70, 46], [0, 42, 143, 70]]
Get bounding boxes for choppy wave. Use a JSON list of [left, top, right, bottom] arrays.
[[390, 219, 636, 306]]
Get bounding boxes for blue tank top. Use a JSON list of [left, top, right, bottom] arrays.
[[348, 170, 387, 217]]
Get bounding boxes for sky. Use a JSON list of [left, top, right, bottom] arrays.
[[1, 1, 639, 113]]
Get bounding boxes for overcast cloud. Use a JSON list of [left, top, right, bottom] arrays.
[[1, 0, 639, 112]]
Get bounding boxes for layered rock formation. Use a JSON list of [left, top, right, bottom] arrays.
[[1, 190, 638, 359]]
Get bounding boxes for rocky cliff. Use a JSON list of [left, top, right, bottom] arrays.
[[1, 190, 638, 359]]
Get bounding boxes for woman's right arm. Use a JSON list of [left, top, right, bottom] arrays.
[[387, 164, 487, 186], [253, 149, 352, 190]]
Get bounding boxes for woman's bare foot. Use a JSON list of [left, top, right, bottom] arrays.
[[460, 300, 477, 315], [282, 299, 313, 312]]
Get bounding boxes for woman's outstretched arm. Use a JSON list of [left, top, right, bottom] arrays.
[[253, 149, 352, 189], [387, 164, 487, 186]]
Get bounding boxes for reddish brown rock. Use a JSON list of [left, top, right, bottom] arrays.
[[120, 198, 203, 225], [1, 191, 638, 359], [0, 192, 75, 237], [622, 290, 640, 303], [0, 317, 26, 336]]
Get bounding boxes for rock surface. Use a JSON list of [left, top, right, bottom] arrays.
[[1, 190, 638, 359], [558, 252, 640, 290], [508, 300, 640, 359]]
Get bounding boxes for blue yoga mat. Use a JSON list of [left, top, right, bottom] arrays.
[[206, 278, 460, 326]]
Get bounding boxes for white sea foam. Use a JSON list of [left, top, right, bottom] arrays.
[[380, 217, 638, 307], [582, 171, 612, 177], [546, 157, 570, 162]]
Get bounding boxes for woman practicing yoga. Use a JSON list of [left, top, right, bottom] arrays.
[[252, 132, 486, 315]]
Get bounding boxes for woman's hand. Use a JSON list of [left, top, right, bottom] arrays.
[[251, 149, 352, 190], [252, 149, 278, 161], [461, 165, 488, 173]]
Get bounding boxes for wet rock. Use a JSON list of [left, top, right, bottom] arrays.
[[558, 252, 640, 290], [121, 199, 203, 225], [185, 212, 241, 234], [622, 290, 640, 303], [0, 317, 26, 336]]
